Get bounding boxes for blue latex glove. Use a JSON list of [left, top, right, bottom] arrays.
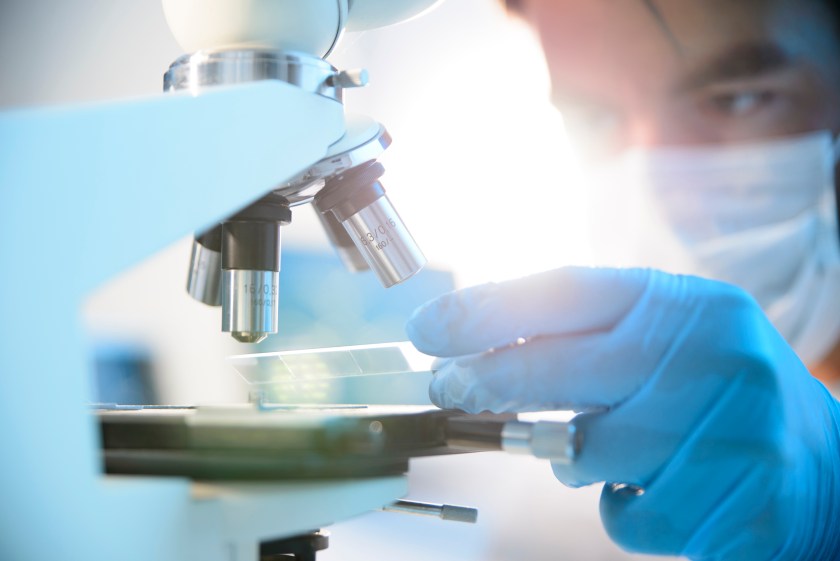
[[406, 267, 840, 560]]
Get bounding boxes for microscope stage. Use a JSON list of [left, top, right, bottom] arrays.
[[98, 405, 495, 480]]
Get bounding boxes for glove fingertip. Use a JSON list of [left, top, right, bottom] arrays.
[[428, 377, 452, 409], [405, 313, 450, 356], [551, 460, 589, 489]]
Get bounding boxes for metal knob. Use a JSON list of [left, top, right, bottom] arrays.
[[445, 416, 581, 465], [501, 420, 579, 465], [382, 500, 478, 524], [329, 68, 369, 88]]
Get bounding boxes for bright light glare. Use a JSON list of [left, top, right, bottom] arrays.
[[386, 20, 591, 287], [334, 5, 592, 289]]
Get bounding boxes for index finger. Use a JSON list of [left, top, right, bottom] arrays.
[[405, 266, 652, 357]]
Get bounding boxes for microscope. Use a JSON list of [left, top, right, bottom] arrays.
[[0, 2, 581, 559], [167, 0, 429, 344], [0, 1, 444, 559]]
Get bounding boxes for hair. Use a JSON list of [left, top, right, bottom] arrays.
[[828, 0, 840, 36], [503, 0, 840, 25], [503, 0, 840, 58]]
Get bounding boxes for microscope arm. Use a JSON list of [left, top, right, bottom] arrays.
[[0, 80, 344, 296]]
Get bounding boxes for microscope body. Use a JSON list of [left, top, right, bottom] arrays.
[[0, 1, 442, 559], [173, 49, 426, 344], [167, 0, 433, 344]]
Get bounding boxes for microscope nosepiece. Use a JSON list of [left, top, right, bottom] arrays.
[[315, 163, 426, 287]]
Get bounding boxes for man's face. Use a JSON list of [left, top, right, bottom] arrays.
[[519, 0, 840, 159]]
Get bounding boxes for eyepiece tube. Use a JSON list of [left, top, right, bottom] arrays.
[[186, 226, 223, 306], [314, 162, 426, 287], [220, 194, 291, 344]]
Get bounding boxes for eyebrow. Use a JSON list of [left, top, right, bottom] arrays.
[[674, 42, 794, 93]]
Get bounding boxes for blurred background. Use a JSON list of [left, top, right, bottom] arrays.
[[0, 1, 671, 559]]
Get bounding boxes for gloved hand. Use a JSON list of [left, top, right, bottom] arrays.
[[406, 267, 840, 560]]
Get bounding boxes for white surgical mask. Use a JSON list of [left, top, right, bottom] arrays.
[[586, 131, 840, 365]]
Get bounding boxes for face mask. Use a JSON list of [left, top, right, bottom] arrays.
[[586, 130, 840, 365]]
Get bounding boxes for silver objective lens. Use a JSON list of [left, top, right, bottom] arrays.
[[342, 195, 425, 287], [222, 270, 279, 344], [316, 210, 370, 273], [314, 162, 425, 287], [186, 237, 222, 306], [219, 194, 291, 344]]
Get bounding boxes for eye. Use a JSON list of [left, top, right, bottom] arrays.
[[704, 89, 778, 117]]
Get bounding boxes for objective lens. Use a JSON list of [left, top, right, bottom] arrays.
[[186, 226, 223, 306], [341, 195, 424, 287], [222, 269, 279, 343], [314, 162, 425, 287], [316, 209, 370, 273], [220, 194, 291, 344]]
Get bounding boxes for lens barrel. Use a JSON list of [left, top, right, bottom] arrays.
[[315, 162, 425, 287], [220, 194, 291, 343], [186, 225, 223, 306]]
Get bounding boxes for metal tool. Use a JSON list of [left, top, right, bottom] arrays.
[[382, 499, 478, 523]]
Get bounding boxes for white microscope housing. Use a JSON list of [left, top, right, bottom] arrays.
[[163, 0, 443, 56], [0, 2, 444, 560]]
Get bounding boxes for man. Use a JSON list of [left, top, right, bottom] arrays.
[[406, 1, 840, 559]]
